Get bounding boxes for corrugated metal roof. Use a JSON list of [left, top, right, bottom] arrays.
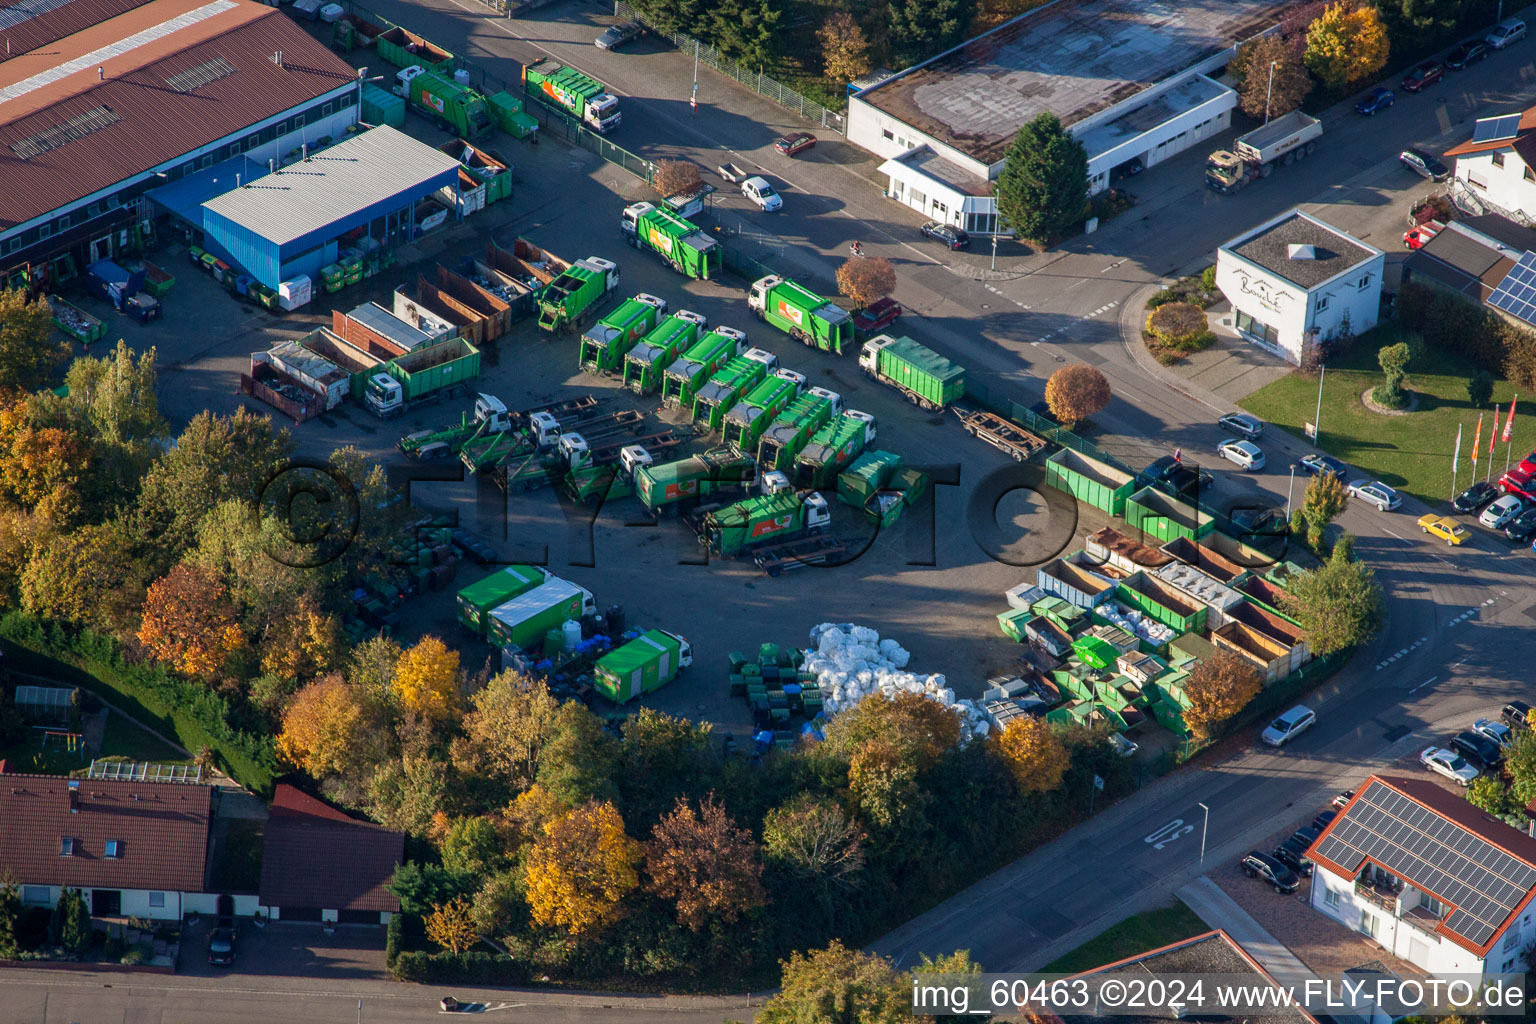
[[0, 0, 155, 67], [202, 125, 460, 245]]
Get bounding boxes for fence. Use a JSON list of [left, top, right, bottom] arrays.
[[613, 1, 845, 134]]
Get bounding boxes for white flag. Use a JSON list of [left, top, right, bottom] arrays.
[[1453, 422, 1463, 475]]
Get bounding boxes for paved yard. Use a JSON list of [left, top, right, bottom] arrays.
[[178, 918, 387, 981]]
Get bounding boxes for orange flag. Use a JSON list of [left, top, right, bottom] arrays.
[[1504, 394, 1518, 443], [1472, 414, 1484, 465]]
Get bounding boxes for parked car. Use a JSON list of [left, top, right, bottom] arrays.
[[1262, 705, 1316, 747], [1487, 17, 1527, 49], [594, 20, 642, 49], [1347, 479, 1402, 511], [207, 927, 236, 966], [1311, 809, 1337, 831], [1480, 494, 1524, 529], [1418, 514, 1471, 545], [1219, 412, 1264, 439], [1143, 455, 1214, 497], [1452, 729, 1504, 769], [1400, 147, 1450, 181], [921, 221, 971, 250], [1446, 39, 1489, 68], [740, 176, 782, 212], [1420, 745, 1479, 786], [774, 132, 816, 157], [1299, 453, 1348, 479], [1242, 851, 1301, 893], [1475, 718, 1514, 748], [1505, 505, 1536, 541], [1272, 840, 1314, 877], [1504, 700, 1535, 730], [1331, 790, 1355, 809], [1400, 61, 1445, 92], [1218, 439, 1266, 471], [1291, 825, 1322, 850], [1453, 480, 1499, 513], [1501, 468, 1536, 501], [851, 297, 902, 335], [1356, 87, 1395, 115], [1518, 450, 1536, 476]]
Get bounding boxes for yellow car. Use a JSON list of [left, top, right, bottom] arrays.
[[1418, 514, 1470, 545]]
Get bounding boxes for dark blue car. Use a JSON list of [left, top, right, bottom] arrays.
[[1356, 87, 1395, 115], [1298, 454, 1348, 479]]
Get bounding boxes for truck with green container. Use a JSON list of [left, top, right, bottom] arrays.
[[837, 450, 903, 509], [858, 334, 965, 410], [620, 202, 721, 281], [578, 293, 667, 374], [364, 336, 482, 418], [795, 411, 876, 488], [593, 629, 693, 704], [538, 256, 621, 332], [622, 310, 706, 393], [748, 275, 853, 355], [522, 58, 621, 133], [756, 389, 840, 472], [456, 564, 553, 636], [486, 578, 597, 652], [721, 373, 801, 450], [395, 66, 491, 139], [635, 445, 755, 517], [691, 350, 776, 433], [694, 490, 831, 557], [660, 328, 747, 408], [377, 26, 456, 72]]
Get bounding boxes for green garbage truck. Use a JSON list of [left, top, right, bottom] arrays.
[[621, 202, 721, 281], [523, 58, 621, 133], [394, 66, 491, 139], [756, 388, 842, 473], [456, 564, 552, 636], [691, 350, 776, 433], [795, 411, 877, 488], [486, 578, 597, 652], [635, 445, 755, 517], [660, 328, 747, 408], [622, 310, 706, 393], [578, 293, 667, 374], [857, 334, 966, 410], [694, 490, 832, 557], [537, 256, 621, 332], [748, 275, 853, 355], [721, 373, 800, 450], [593, 629, 693, 703]]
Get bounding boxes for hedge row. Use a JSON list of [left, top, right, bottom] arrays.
[[0, 612, 276, 793], [391, 950, 529, 985]]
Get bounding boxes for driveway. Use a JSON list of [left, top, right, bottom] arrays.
[[178, 918, 388, 981]]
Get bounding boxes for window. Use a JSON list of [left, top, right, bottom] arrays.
[[21, 886, 49, 904], [932, 199, 948, 215], [105, 839, 120, 858], [1361, 912, 1378, 938], [59, 837, 74, 856], [57, 214, 69, 229], [1504, 958, 1517, 973], [200, 153, 214, 169], [39, 222, 51, 240], [229, 140, 241, 155], [247, 134, 259, 149], [148, 892, 165, 908], [1494, 151, 1506, 168], [882, 128, 894, 141], [1357, 274, 1372, 290], [1470, 173, 1489, 189], [1505, 929, 1520, 951], [1316, 294, 1329, 313], [293, 113, 305, 128], [87, 204, 99, 217], [1323, 887, 1340, 909], [1421, 894, 1444, 917], [1526, 166, 1535, 182], [321, 102, 332, 117]]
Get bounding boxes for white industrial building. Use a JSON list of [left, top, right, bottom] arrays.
[[1216, 209, 1383, 364], [847, 0, 1295, 235]]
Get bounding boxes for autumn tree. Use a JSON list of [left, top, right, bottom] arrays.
[[1044, 363, 1111, 427], [535, 701, 621, 807], [762, 793, 866, 885], [63, 340, 166, 453], [0, 396, 96, 516], [0, 289, 68, 392], [1301, 471, 1347, 549], [1281, 542, 1385, 656], [1506, 730, 1536, 807], [1181, 651, 1263, 739], [0, 872, 19, 959], [276, 674, 373, 779], [646, 795, 765, 930], [425, 896, 480, 955], [525, 801, 641, 936], [825, 690, 960, 771], [19, 523, 127, 627], [260, 596, 342, 683], [758, 941, 912, 1024], [848, 738, 925, 828], [653, 159, 703, 199], [1234, 34, 1312, 120], [451, 672, 560, 790], [505, 783, 570, 847], [349, 635, 403, 701], [995, 112, 1088, 244], [992, 718, 1069, 794], [369, 756, 451, 839], [888, 0, 971, 67], [836, 256, 897, 310], [819, 12, 871, 86], [138, 563, 244, 677], [393, 636, 460, 724], [1305, 1, 1390, 89]]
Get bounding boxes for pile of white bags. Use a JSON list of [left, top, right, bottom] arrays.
[[1098, 603, 1176, 646]]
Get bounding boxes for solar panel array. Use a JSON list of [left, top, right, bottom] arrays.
[[1490, 251, 1536, 325], [164, 55, 235, 93], [1315, 780, 1536, 947], [1474, 114, 1523, 143], [10, 104, 121, 159]]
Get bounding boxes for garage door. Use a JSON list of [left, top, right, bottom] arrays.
[[279, 906, 323, 922], [337, 909, 382, 925]]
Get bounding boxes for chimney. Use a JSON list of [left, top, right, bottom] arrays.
[[97, 66, 104, 80]]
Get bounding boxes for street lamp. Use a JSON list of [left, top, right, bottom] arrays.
[[990, 232, 998, 272], [1198, 802, 1210, 866], [1264, 61, 1279, 124], [1285, 464, 1297, 519]]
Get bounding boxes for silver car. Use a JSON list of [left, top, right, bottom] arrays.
[[1218, 412, 1263, 440], [1218, 439, 1266, 471], [1347, 479, 1401, 511], [1262, 706, 1315, 747], [595, 20, 642, 50]]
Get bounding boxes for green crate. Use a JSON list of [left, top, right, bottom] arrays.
[[741, 664, 761, 677], [730, 674, 746, 696], [770, 708, 790, 722]]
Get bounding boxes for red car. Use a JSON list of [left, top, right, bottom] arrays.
[[1519, 452, 1536, 476], [852, 296, 902, 334], [1501, 468, 1536, 501], [1401, 60, 1444, 92], [774, 132, 816, 157]]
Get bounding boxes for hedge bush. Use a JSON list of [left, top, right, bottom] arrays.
[[1145, 301, 1215, 361], [1396, 280, 1536, 388], [391, 950, 528, 985], [385, 912, 403, 971]]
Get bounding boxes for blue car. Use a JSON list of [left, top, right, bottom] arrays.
[[1356, 87, 1395, 115], [1298, 454, 1348, 479]]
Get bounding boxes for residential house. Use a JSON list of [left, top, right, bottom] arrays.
[[258, 784, 404, 924], [1444, 109, 1536, 225]]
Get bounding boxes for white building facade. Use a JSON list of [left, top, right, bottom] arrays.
[[1216, 210, 1384, 364], [1445, 111, 1536, 225]]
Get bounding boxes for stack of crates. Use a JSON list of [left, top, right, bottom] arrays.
[[728, 643, 824, 730], [320, 263, 347, 293]]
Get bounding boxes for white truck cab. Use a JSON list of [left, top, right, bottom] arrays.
[[392, 64, 426, 98], [803, 492, 831, 531], [760, 470, 792, 495], [620, 201, 655, 240], [527, 410, 561, 448], [806, 386, 844, 415], [844, 409, 877, 443], [859, 334, 896, 375], [634, 291, 668, 314], [747, 275, 780, 317], [714, 325, 748, 349], [474, 394, 511, 433], [675, 308, 709, 329], [775, 368, 807, 390], [365, 373, 404, 417], [618, 444, 653, 479], [743, 347, 779, 371], [559, 432, 590, 469], [575, 256, 621, 295]]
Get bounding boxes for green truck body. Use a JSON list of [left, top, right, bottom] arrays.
[[404, 70, 491, 139], [623, 203, 721, 280], [660, 330, 745, 408], [858, 334, 966, 410], [579, 296, 664, 373], [623, 314, 703, 393], [722, 375, 798, 450], [522, 59, 621, 133], [486, 578, 592, 651], [795, 415, 873, 488], [538, 257, 619, 332], [486, 92, 539, 138], [837, 450, 903, 508], [635, 445, 754, 517], [756, 393, 835, 472], [383, 337, 481, 401], [749, 275, 853, 354], [699, 491, 829, 556], [456, 565, 551, 636], [692, 356, 770, 433], [377, 26, 456, 71], [593, 629, 692, 703]]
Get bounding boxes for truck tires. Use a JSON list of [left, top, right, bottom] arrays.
[[1305, 142, 1317, 156], [1260, 163, 1273, 178]]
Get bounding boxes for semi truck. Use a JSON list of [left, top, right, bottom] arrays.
[[537, 256, 621, 332], [858, 334, 966, 410], [622, 310, 707, 393], [456, 564, 553, 636], [795, 411, 876, 488], [660, 328, 747, 408], [395, 66, 492, 139], [593, 629, 693, 703], [364, 336, 482, 418], [691, 351, 776, 433], [523, 58, 621, 133], [486, 578, 597, 652], [694, 490, 831, 557], [721, 373, 800, 450], [748, 275, 853, 355], [578, 294, 668, 374], [1205, 110, 1322, 194], [756, 389, 840, 472], [635, 444, 756, 517], [620, 202, 721, 281]]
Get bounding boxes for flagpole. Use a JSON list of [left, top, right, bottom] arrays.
[[1452, 422, 1462, 500], [1505, 393, 1518, 477]]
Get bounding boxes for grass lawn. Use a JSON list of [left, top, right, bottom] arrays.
[[100, 710, 192, 764], [1239, 326, 1523, 505], [1039, 901, 1209, 974], [0, 709, 190, 776]]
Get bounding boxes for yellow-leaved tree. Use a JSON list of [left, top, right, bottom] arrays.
[[425, 896, 480, 955], [392, 635, 460, 723], [274, 674, 363, 778], [991, 717, 1069, 794], [525, 801, 640, 936], [1304, 2, 1389, 89]]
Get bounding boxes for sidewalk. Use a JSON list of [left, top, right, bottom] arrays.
[[1177, 876, 1317, 991]]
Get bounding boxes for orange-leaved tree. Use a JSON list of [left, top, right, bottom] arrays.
[[836, 257, 896, 310], [275, 673, 364, 778], [425, 895, 480, 955], [525, 800, 640, 936], [645, 795, 765, 931], [1044, 363, 1111, 427], [137, 563, 244, 677], [991, 717, 1070, 794], [392, 635, 460, 723], [1181, 650, 1263, 740], [653, 158, 703, 198]]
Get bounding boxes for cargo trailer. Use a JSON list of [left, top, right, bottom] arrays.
[[436, 265, 511, 340], [756, 391, 836, 472], [660, 328, 747, 407], [794, 411, 875, 488], [523, 58, 620, 133], [579, 294, 667, 373], [621, 202, 721, 280], [47, 295, 104, 344], [623, 310, 706, 392], [691, 353, 773, 433], [365, 336, 481, 418], [487, 578, 596, 652], [1036, 556, 1116, 609], [721, 374, 799, 450], [1046, 447, 1137, 516], [537, 256, 621, 332], [593, 629, 693, 703], [456, 564, 553, 636], [747, 274, 852, 354], [635, 445, 756, 517], [858, 334, 965, 410], [240, 362, 324, 423], [1116, 572, 1206, 634], [954, 408, 1046, 462]]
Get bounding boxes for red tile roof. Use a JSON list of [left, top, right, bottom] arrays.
[[258, 785, 403, 913], [0, 0, 358, 230], [0, 774, 213, 892]]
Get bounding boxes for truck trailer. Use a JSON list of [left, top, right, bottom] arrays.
[[721, 373, 800, 449], [537, 256, 621, 332], [622, 310, 706, 393], [660, 328, 747, 407], [365, 336, 482, 418], [621, 202, 721, 280], [395, 66, 491, 139], [756, 390, 838, 472], [487, 578, 597, 652], [593, 629, 693, 703], [691, 351, 775, 433], [635, 445, 756, 517], [1205, 110, 1322, 194], [523, 58, 621, 133], [456, 564, 553, 636], [858, 334, 966, 410], [795, 411, 876, 488], [748, 275, 853, 354], [695, 490, 831, 557], [578, 294, 668, 374], [257, 341, 349, 410], [377, 26, 455, 72]]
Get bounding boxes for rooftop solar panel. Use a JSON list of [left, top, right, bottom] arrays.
[[1473, 114, 1523, 143], [1490, 252, 1536, 326]]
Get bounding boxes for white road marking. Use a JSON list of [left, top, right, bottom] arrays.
[[1410, 676, 1438, 693], [1144, 819, 1194, 850]]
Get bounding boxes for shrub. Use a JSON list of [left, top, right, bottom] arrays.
[[1145, 302, 1215, 359], [390, 949, 527, 985], [1469, 369, 1495, 407], [1201, 265, 1217, 292], [103, 935, 125, 960], [1146, 288, 1178, 309], [385, 911, 404, 970], [120, 944, 150, 965]]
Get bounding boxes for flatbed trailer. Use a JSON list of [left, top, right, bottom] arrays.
[[496, 431, 685, 492], [953, 407, 1047, 462], [753, 535, 846, 576]]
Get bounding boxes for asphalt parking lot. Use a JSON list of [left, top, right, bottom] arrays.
[[178, 917, 387, 980]]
